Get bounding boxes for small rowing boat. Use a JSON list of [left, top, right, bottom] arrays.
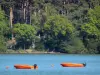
[[61, 62, 86, 67], [14, 64, 38, 69]]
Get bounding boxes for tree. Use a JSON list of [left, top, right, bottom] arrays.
[[13, 23, 36, 49], [0, 6, 8, 35], [81, 6, 100, 39], [88, 6, 100, 30], [43, 15, 74, 51], [44, 15, 74, 36], [0, 35, 7, 52], [81, 6, 100, 53], [0, 6, 7, 52]]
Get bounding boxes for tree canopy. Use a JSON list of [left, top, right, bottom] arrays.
[[0, 0, 100, 53], [44, 15, 74, 36]]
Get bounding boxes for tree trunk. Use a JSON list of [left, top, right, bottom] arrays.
[[10, 7, 13, 40]]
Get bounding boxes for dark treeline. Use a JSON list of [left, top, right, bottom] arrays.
[[0, 0, 100, 54]]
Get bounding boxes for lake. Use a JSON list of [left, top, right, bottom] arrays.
[[0, 54, 100, 75]]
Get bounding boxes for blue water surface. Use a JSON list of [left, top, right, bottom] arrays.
[[0, 54, 100, 75]]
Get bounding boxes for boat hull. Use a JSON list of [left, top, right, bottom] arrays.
[[14, 64, 38, 69], [61, 63, 84, 67]]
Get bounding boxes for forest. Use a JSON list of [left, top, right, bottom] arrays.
[[0, 0, 100, 54]]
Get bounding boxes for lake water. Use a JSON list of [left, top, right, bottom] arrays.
[[0, 54, 100, 75]]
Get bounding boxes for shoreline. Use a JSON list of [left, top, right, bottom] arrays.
[[0, 49, 62, 54]]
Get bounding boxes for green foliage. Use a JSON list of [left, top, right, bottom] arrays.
[[0, 6, 8, 52], [0, 7, 5, 19], [81, 6, 100, 39], [81, 23, 99, 37], [45, 3, 58, 17], [31, 3, 58, 32], [0, 35, 7, 52], [0, 7, 9, 35], [81, 6, 100, 53], [86, 39, 99, 54], [44, 15, 74, 36], [43, 15, 74, 51], [88, 6, 100, 29], [97, 41, 100, 53], [14, 23, 36, 40], [31, 11, 42, 30], [35, 41, 45, 51], [13, 23, 36, 49], [1, 0, 100, 53], [58, 33, 87, 54], [69, 37, 87, 54]]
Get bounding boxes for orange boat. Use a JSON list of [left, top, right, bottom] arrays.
[[61, 62, 86, 67], [14, 64, 38, 69]]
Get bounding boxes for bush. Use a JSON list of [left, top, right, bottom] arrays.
[[0, 35, 7, 53], [58, 37, 87, 54], [35, 41, 45, 51]]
